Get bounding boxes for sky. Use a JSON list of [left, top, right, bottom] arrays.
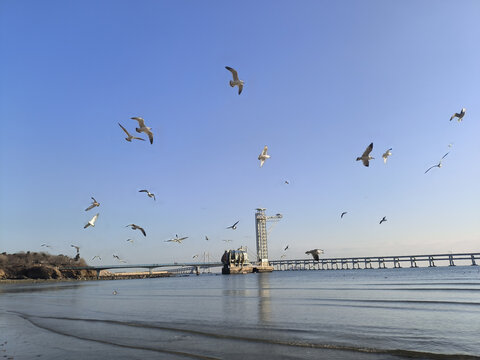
[[1, 0, 479, 265]]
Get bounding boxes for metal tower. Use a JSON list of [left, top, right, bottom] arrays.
[[255, 208, 283, 266]]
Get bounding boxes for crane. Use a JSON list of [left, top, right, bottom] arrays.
[[255, 208, 283, 267]]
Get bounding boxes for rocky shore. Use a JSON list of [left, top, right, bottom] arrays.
[[0, 252, 96, 281]]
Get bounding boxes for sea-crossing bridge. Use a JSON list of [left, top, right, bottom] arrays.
[[61, 252, 479, 278]]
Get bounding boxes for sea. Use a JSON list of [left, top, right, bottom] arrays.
[[1, 266, 479, 359]]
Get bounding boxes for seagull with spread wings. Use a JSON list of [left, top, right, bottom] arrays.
[[118, 123, 145, 142], [425, 152, 449, 174], [225, 66, 244, 94], [379, 216, 387, 224], [450, 108, 466, 122], [92, 255, 102, 261], [258, 145, 271, 167], [356, 143, 374, 167], [139, 189, 156, 201], [226, 221, 239, 230], [131, 117, 153, 144], [382, 148, 392, 164], [305, 249, 324, 261], [85, 197, 100, 211], [165, 234, 188, 243], [126, 224, 146, 237], [84, 213, 99, 229], [113, 254, 127, 263], [341, 211, 347, 218]]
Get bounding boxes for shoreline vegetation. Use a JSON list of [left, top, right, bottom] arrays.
[[0, 252, 172, 283]]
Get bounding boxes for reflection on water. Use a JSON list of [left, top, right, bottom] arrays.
[[1, 267, 480, 359]]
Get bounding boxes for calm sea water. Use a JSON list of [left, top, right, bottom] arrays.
[[1, 266, 480, 359]]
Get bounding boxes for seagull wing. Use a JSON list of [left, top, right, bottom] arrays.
[[145, 129, 154, 144], [118, 123, 131, 136], [362, 143, 373, 157], [132, 136, 145, 141], [131, 117, 146, 127], [424, 165, 436, 174], [262, 146, 268, 156], [178, 237, 188, 241], [362, 158, 370, 167], [225, 66, 239, 81], [238, 83, 243, 95], [233, 221, 239, 227], [85, 204, 95, 211], [441, 152, 449, 160], [259, 159, 265, 167], [138, 227, 146, 237], [139, 190, 148, 193]]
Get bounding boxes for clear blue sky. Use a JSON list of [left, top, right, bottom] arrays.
[[1, 0, 479, 264]]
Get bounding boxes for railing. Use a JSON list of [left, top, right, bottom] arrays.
[[270, 252, 479, 271]]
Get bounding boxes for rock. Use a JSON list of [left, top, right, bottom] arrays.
[[23, 265, 62, 279]]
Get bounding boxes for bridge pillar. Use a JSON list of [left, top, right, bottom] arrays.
[[472, 255, 477, 266], [428, 256, 436, 267], [96, 269, 100, 279], [393, 257, 401, 268], [352, 259, 360, 269], [149, 268, 153, 275], [448, 255, 455, 266], [341, 259, 349, 270], [364, 259, 373, 269], [331, 260, 337, 270], [378, 258, 386, 269], [410, 257, 418, 268]]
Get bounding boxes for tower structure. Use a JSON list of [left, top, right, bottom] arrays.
[[255, 208, 283, 266]]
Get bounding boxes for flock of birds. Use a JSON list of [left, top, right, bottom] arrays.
[[42, 65, 468, 266]]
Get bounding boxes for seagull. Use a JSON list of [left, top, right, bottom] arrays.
[[284, 245, 289, 251], [131, 117, 153, 144], [225, 66, 244, 95], [258, 146, 270, 167], [85, 197, 100, 211], [379, 216, 387, 224], [281, 254, 286, 259], [284, 180, 290, 185], [356, 143, 374, 167], [205, 235, 209, 241], [118, 123, 145, 142], [126, 224, 146, 237], [113, 254, 127, 263], [305, 249, 324, 261], [139, 189, 156, 201], [165, 234, 188, 243], [341, 211, 347, 218], [222, 239, 233, 243], [425, 152, 449, 174], [126, 239, 134, 243], [71, 244, 80, 252], [84, 213, 99, 229], [450, 108, 466, 122], [41, 244, 52, 248], [382, 148, 392, 164], [192, 254, 199, 259], [92, 255, 101, 260], [226, 221, 239, 230], [112, 290, 118, 295]]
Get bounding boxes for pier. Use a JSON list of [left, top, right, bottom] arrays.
[[270, 252, 479, 271]]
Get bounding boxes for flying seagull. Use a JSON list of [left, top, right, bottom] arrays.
[[284, 180, 290, 185], [356, 143, 374, 167], [118, 123, 145, 142], [113, 254, 127, 263], [131, 117, 153, 144], [284, 245, 289, 251], [258, 145, 270, 167], [379, 216, 387, 224], [205, 236, 209, 241], [425, 152, 449, 174], [165, 234, 188, 243], [139, 189, 156, 201], [226, 221, 239, 230], [450, 108, 466, 122], [92, 255, 102, 260], [84, 213, 99, 229], [225, 66, 244, 95], [382, 148, 392, 164], [112, 290, 118, 295], [126, 224, 146, 237], [341, 211, 347, 218], [280, 254, 286, 259], [85, 197, 100, 211], [126, 239, 134, 243], [222, 239, 233, 243], [41, 244, 52, 248], [305, 249, 324, 261], [192, 254, 199, 259]]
